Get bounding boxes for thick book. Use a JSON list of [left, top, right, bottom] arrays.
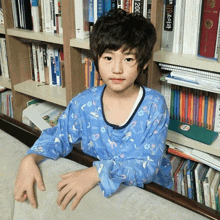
[[199, 0, 220, 58], [203, 167, 216, 207], [161, 0, 175, 52], [210, 172, 220, 210], [170, 155, 182, 191], [30, 0, 40, 32], [74, 0, 90, 39]]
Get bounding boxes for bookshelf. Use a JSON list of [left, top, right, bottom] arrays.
[[1, 0, 220, 217]]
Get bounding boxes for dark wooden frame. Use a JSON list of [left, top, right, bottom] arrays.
[[1, 113, 219, 220]]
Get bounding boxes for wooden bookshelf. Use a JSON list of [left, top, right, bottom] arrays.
[[153, 50, 220, 73], [0, 24, 5, 34], [7, 28, 63, 45], [14, 80, 67, 107], [0, 76, 11, 89], [70, 38, 90, 50]]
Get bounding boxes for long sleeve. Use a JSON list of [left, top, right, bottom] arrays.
[[27, 98, 82, 160], [93, 97, 171, 197]]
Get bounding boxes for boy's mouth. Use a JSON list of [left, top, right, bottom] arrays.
[[111, 78, 125, 83]]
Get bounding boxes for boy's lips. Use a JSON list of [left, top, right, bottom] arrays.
[[111, 78, 125, 83]]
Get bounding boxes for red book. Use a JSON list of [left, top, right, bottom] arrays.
[[199, 0, 220, 58], [187, 88, 192, 124], [198, 90, 203, 127]]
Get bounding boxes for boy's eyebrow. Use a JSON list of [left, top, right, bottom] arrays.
[[103, 49, 136, 55]]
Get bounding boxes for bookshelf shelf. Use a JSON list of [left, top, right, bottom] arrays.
[[7, 28, 63, 45], [0, 25, 5, 34], [14, 80, 67, 107], [0, 76, 11, 89], [70, 38, 90, 50], [153, 50, 220, 73], [167, 130, 220, 157]]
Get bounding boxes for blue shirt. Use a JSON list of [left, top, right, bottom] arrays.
[[27, 85, 173, 197]]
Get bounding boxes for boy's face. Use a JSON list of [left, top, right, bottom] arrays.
[[98, 48, 144, 93]]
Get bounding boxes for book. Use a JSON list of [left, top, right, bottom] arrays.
[[30, 0, 40, 32], [161, 0, 175, 52], [22, 101, 65, 131], [199, 166, 209, 204], [0, 38, 9, 78], [199, 0, 220, 58], [170, 155, 182, 191], [203, 167, 216, 207], [210, 172, 220, 210], [214, 93, 220, 132], [174, 159, 185, 192], [43, 0, 52, 32], [74, 0, 90, 39]]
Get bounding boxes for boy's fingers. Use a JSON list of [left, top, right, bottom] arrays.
[[36, 175, 45, 191], [71, 195, 82, 210], [60, 172, 73, 179], [26, 187, 37, 209]]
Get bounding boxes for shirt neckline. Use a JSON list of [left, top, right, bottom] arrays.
[[101, 85, 145, 130]]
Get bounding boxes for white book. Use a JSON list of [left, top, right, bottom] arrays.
[[74, 0, 90, 39], [30, 0, 40, 32], [214, 13, 220, 59], [172, 0, 182, 54], [40, 0, 45, 32], [210, 172, 220, 210], [214, 94, 220, 132], [11, 0, 18, 28], [0, 38, 9, 78], [194, 163, 206, 203], [36, 44, 45, 83], [23, 101, 65, 131], [44, 0, 52, 32], [0, 40, 4, 77], [50, 0, 56, 33], [94, 0, 98, 23], [203, 168, 216, 207], [160, 81, 171, 115], [46, 44, 54, 85], [31, 44, 38, 82]]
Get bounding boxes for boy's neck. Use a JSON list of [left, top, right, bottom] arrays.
[[104, 84, 140, 101]]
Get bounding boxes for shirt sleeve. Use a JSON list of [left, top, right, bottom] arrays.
[[93, 97, 170, 197], [27, 98, 82, 160]]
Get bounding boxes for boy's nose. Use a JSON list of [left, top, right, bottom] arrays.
[[112, 61, 123, 74]]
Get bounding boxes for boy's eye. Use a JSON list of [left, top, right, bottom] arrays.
[[104, 56, 112, 61], [125, 58, 134, 62]]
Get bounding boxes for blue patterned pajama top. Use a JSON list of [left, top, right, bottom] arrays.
[[27, 85, 173, 197]]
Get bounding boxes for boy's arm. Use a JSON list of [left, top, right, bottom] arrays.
[[14, 154, 46, 208]]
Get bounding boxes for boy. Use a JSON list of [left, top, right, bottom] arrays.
[[14, 9, 172, 211]]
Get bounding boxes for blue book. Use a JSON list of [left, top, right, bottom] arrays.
[[54, 49, 61, 86], [111, 0, 117, 9], [90, 62, 95, 87], [89, 0, 94, 23], [174, 85, 177, 120], [104, 0, 111, 13], [97, 0, 104, 18], [50, 56, 57, 85]]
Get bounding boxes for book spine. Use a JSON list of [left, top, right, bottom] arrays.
[[30, 0, 40, 32], [214, 93, 220, 132], [44, 0, 52, 32], [74, 0, 90, 39], [199, 0, 220, 58], [146, 0, 151, 20], [133, 0, 143, 15], [40, 0, 45, 32], [111, 0, 117, 9], [97, 0, 104, 18], [54, 48, 61, 86], [104, 0, 111, 13], [161, 0, 175, 52]]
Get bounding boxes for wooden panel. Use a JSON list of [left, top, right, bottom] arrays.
[[147, 0, 163, 92]]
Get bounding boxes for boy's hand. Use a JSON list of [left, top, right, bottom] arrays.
[[14, 154, 45, 209], [57, 166, 100, 211]]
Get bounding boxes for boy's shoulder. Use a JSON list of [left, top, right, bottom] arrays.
[[70, 86, 105, 103], [142, 86, 165, 101]]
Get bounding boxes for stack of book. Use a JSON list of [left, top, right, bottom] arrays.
[[84, 57, 104, 88], [74, 0, 152, 39], [167, 140, 220, 211], [161, 0, 220, 60], [160, 63, 220, 133], [0, 88, 13, 118], [30, 43, 65, 87], [11, 0, 63, 34]]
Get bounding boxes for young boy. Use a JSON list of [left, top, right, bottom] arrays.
[[14, 9, 172, 211]]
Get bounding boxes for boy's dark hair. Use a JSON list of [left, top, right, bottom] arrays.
[[90, 9, 157, 85]]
